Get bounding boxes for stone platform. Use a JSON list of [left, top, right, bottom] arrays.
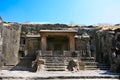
[[0, 70, 120, 80]]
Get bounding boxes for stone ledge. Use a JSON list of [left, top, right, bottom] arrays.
[[0, 75, 120, 79]]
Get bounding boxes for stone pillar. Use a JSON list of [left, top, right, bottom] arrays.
[[69, 35, 75, 52], [25, 36, 28, 55], [86, 39, 91, 57], [41, 34, 47, 52]]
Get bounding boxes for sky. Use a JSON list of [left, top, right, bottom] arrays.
[[0, 0, 120, 25]]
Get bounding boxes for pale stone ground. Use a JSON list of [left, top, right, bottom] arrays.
[[0, 70, 120, 80]]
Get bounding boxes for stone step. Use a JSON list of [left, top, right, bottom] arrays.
[[45, 61, 64, 64], [83, 62, 98, 66], [45, 63, 64, 66], [85, 65, 98, 70], [81, 57, 95, 62], [84, 65, 110, 70], [45, 60, 64, 63], [44, 58, 64, 63], [85, 65, 109, 68], [98, 66, 110, 70], [85, 65, 97, 68], [45, 67, 65, 71], [1, 65, 14, 70], [42, 56, 64, 59], [85, 67, 110, 70], [97, 64, 110, 70], [45, 68, 65, 71], [46, 65, 65, 68], [84, 67, 97, 70], [44, 58, 64, 61], [1, 66, 32, 71], [0, 76, 119, 80], [44, 57, 64, 59], [0, 75, 119, 80]]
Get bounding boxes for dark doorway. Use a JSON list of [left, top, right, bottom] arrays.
[[54, 44, 62, 51], [47, 36, 69, 56], [27, 38, 40, 57], [53, 43, 62, 56]]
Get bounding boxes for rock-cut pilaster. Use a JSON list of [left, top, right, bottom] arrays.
[[2, 23, 21, 65]]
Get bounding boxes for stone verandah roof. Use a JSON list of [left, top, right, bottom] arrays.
[[40, 30, 77, 33]]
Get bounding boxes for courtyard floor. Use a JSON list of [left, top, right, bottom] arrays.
[[0, 70, 120, 80]]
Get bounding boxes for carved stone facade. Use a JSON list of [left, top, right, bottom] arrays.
[[96, 26, 120, 72], [0, 17, 120, 72]]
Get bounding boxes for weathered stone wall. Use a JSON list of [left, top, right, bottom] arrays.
[[110, 29, 120, 72], [95, 26, 120, 72], [96, 30, 115, 64], [2, 23, 21, 65]]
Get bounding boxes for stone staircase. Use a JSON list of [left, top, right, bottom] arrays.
[[43, 56, 65, 71], [81, 57, 110, 70], [42, 56, 110, 71], [97, 63, 110, 70], [1, 56, 110, 71]]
